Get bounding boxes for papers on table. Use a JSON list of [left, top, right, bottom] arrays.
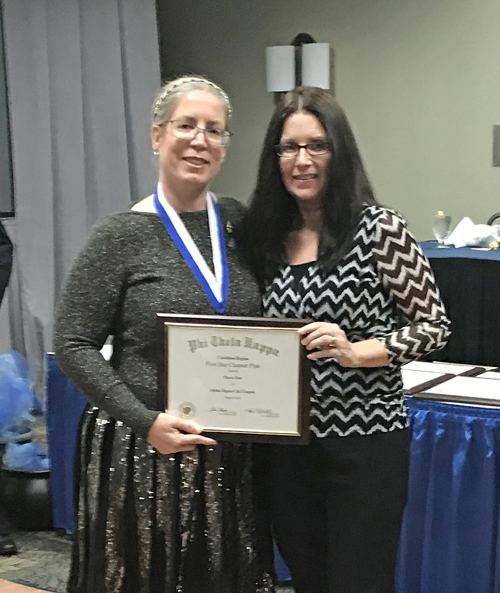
[[403, 360, 479, 375], [401, 368, 450, 392], [401, 361, 500, 406], [402, 360, 483, 394], [421, 376, 500, 406], [475, 371, 500, 380]]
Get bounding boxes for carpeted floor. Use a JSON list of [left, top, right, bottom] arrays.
[[0, 580, 52, 592], [1, 421, 71, 592], [0, 531, 70, 593], [0, 529, 293, 592]]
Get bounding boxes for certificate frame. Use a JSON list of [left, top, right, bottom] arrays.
[[157, 313, 311, 444]]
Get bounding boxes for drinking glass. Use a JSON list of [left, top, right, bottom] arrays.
[[432, 213, 451, 245]]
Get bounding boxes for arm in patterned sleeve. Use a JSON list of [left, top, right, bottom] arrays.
[[373, 210, 451, 365], [53, 215, 160, 439]]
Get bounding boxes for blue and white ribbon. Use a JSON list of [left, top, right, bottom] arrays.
[[154, 183, 229, 313]]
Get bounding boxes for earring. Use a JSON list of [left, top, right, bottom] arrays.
[[153, 149, 159, 156]]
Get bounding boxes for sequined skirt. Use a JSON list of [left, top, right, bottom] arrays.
[[68, 407, 275, 593]]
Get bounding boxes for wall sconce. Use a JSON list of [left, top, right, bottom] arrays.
[[266, 33, 331, 93], [265, 45, 295, 92]]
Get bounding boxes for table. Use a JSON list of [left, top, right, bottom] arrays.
[[420, 242, 500, 367], [276, 397, 500, 592]]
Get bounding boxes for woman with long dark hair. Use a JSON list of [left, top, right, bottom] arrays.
[[239, 87, 450, 593]]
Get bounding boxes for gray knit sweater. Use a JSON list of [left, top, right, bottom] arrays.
[[53, 198, 261, 439]]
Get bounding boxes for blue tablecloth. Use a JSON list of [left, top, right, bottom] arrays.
[[395, 398, 500, 593], [420, 241, 500, 261]]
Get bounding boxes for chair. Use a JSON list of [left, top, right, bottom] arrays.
[[487, 212, 500, 225]]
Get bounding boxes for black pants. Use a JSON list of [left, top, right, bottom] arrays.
[[268, 428, 410, 593]]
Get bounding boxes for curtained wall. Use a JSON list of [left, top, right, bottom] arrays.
[[0, 0, 160, 389]]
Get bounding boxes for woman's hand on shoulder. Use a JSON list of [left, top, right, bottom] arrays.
[[148, 412, 217, 454]]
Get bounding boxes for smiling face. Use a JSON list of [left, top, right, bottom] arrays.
[[278, 112, 331, 207], [151, 90, 227, 192]]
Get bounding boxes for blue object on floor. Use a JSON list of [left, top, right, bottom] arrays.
[[3, 441, 49, 470], [46, 353, 87, 534], [0, 350, 35, 438]]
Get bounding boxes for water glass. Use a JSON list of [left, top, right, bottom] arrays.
[[432, 213, 451, 245]]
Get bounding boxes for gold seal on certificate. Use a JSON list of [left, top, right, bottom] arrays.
[[157, 314, 311, 444], [178, 402, 196, 419]]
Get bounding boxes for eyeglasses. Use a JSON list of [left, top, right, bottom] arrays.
[[275, 140, 330, 158], [167, 119, 232, 146]]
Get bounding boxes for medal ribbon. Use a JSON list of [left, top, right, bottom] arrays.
[[154, 183, 229, 313]]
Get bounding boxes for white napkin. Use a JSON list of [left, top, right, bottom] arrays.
[[443, 217, 500, 248]]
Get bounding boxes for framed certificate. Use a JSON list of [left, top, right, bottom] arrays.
[[157, 314, 311, 444]]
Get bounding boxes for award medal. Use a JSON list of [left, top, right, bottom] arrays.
[[154, 183, 229, 313]]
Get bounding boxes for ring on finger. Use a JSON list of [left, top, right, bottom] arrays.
[[327, 337, 337, 348]]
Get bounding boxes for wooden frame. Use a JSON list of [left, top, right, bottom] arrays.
[[157, 313, 311, 444]]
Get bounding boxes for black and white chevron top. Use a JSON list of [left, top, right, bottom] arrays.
[[263, 205, 451, 437]]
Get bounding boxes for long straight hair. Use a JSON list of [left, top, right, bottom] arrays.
[[238, 87, 377, 287]]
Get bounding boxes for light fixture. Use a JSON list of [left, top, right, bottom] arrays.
[[301, 43, 330, 89], [265, 46, 295, 92], [265, 33, 331, 93]]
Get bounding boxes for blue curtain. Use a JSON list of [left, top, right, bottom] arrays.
[[396, 398, 500, 593], [46, 353, 87, 534]]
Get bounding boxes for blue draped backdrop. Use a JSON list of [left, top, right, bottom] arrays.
[[46, 354, 87, 534], [395, 397, 500, 593]]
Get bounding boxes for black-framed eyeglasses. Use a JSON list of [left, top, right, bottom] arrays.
[[275, 140, 331, 158], [167, 119, 232, 146]]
